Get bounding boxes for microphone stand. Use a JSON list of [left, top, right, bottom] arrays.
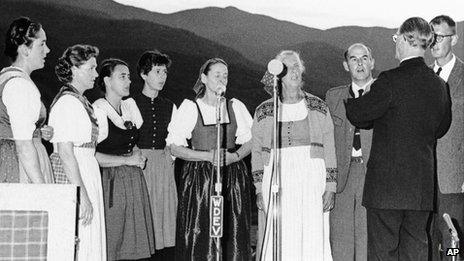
[[270, 74, 281, 261], [212, 95, 224, 261]]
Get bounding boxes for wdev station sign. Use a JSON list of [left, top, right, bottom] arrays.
[[210, 195, 223, 238]]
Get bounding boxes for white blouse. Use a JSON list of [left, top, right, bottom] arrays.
[[279, 99, 308, 122], [166, 98, 253, 147], [1, 67, 41, 140], [49, 94, 108, 145], [93, 98, 143, 130]]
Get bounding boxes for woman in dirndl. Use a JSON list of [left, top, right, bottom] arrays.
[[166, 58, 253, 260], [93, 58, 155, 260], [132, 51, 177, 256], [48, 44, 107, 261], [252, 50, 336, 261], [0, 17, 53, 184]]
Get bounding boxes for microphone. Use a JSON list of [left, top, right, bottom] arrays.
[[443, 213, 459, 238], [267, 59, 287, 78], [216, 83, 226, 97]]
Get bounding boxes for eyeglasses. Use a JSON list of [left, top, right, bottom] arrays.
[[434, 33, 455, 43]]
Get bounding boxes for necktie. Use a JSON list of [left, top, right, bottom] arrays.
[[436, 67, 442, 76], [353, 89, 364, 151]]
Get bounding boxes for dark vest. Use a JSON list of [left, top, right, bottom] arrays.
[[132, 93, 173, 149], [191, 99, 237, 151], [97, 118, 139, 155]]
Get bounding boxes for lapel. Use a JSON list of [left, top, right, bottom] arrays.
[[340, 85, 355, 153], [447, 57, 464, 97]]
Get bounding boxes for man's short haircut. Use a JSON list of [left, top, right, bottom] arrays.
[[343, 43, 374, 61], [399, 17, 434, 50], [430, 15, 456, 34]]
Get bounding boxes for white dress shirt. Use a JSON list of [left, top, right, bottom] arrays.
[[434, 54, 456, 82], [351, 79, 373, 156]]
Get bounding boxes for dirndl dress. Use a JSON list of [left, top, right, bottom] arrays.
[[259, 105, 332, 261], [97, 109, 155, 260], [175, 99, 252, 261], [0, 66, 53, 184], [133, 92, 178, 250], [49, 85, 107, 261]]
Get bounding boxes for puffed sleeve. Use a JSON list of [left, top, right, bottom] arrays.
[[251, 108, 265, 194], [93, 107, 108, 143], [165, 99, 197, 147], [49, 95, 92, 144], [231, 98, 253, 144], [2, 78, 41, 140], [322, 108, 338, 193], [170, 103, 178, 123]]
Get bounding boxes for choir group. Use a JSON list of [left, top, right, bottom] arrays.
[[1, 14, 462, 261]]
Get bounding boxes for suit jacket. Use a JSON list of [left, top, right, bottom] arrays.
[[435, 56, 464, 194], [345, 57, 451, 211], [326, 84, 373, 193]]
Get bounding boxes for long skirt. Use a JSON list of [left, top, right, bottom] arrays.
[[258, 146, 332, 261], [50, 147, 107, 261], [140, 149, 177, 249], [176, 160, 252, 261], [0, 138, 53, 183], [101, 165, 155, 260]]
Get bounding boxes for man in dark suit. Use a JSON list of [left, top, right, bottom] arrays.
[[345, 17, 452, 261], [326, 43, 374, 261], [429, 15, 464, 261]]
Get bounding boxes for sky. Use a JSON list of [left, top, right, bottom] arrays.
[[114, 0, 464, 29]]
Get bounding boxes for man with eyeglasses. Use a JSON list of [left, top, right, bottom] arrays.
[[326, 43, 374, 261], [345, 17, 451, 260], [429, 15, 464, 261]]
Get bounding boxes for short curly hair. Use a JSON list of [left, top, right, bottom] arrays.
[[137, 50, 171, 77], [55, 44, 99, 83], [4, 17, 42, 62]]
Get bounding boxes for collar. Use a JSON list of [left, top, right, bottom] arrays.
[[434, 54, 456, 82], [400, 55, 420, 63], [399, 56, 425, 67], [141, 90, 160, 101], [93, 98, 143, 129], [352, 79, 373, 96]]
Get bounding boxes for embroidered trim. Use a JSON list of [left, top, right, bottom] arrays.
[[255, 101, 274, 122], [326, 168, 338, 182], [310, 142, 323, 148], [252, 170, 264, 183], [261, 147, 271, 153], [305, 96, 327, 115]]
